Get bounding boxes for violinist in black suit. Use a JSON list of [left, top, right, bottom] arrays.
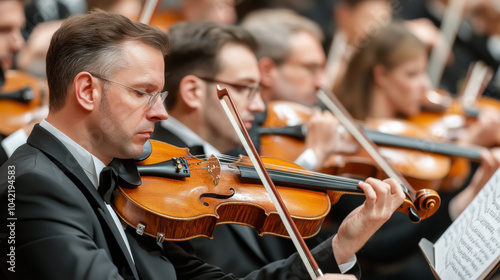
[[152, 19, 406, 278], [0, 10, 406, 280]]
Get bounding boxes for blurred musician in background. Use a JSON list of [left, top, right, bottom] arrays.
[[240, 8, 346, 171], [335, 20, 500, 279]]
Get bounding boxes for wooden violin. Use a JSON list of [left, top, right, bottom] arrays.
[[112, 140, 440, 242], [0, 69, 49, 136], [411, 61, 500, 144], [258, 101, 485, 192]]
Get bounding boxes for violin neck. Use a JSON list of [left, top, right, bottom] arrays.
[[258, 125, 306, 138], [237, 165, 362, 193], [0, 87, 34, 103], [363, 129, 482, 161], [258, 125, 483, 161]]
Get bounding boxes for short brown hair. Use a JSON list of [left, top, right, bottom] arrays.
[[46, 10, 169, 111], [164, 21, 257, 109]]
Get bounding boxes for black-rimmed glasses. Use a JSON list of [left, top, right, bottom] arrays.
[[197, 76, 261, 100], [90, 73, 168, 108]]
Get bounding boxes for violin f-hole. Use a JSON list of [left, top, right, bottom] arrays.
[[199, 188, 236, 206]]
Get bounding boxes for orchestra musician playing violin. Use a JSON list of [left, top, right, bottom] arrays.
[[327, 0, 443, 93], [334, 20, 500, 279], [238, 8, 347, 171], [336, 20, 500, 148], [0, 0, 27, 165], [151, 20, 406, 278], [0, 10, 406, 280]]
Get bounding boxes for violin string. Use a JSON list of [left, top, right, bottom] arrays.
[[175, 154, 408, 195], [206, 154, 358, 186], [179, 154, 363, 187], [188, 167, 210, 171]]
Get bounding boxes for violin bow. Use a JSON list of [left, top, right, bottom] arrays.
[[217, 85, 323, 279], [316, 88, 434, 216], [459, 61, 494, 110], [139, 0, 160, 24], [324, 31, 347, 91], [427, 0, 467, 87]]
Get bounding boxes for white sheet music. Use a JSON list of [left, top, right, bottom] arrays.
[[434, 169, 500, 280]]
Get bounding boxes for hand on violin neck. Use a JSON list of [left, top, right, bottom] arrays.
[[304, 110, 343, 168], [331, 177, 405, 264]]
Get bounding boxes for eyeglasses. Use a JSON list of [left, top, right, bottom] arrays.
[[197, 76, 261, 100], [90, 73, 168, 108]]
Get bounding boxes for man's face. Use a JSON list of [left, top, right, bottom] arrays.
[[0, 0, 25, 71], [92, 41, 168, 161], [202, 42, 264, 152], [272, 31, 326, 107]]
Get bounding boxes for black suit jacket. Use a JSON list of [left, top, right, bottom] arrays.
[[0, 124, 350, 279], [151, 122, 360, 278]]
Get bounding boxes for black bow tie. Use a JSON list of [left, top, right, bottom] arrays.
[[98, 158, 142, 204]]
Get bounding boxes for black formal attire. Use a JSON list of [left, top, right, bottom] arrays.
[[151, 119, 360, 278], [0, 123, 349, 280]]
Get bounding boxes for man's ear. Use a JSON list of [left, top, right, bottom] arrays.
[[73, 72, 99, 111], [178, 75, 205, 109], [258, 57, 278, 88]]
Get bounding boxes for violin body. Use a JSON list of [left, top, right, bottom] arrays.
[[113, 140, 331, 241], [113, 140, 440, 242], [412, 89, 500, 142], [0, 70, 48, 136], [260, 101, 453, 191]]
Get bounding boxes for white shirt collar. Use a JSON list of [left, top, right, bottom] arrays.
[[160, 117, 220, 156], [40, 119, 106, 189]]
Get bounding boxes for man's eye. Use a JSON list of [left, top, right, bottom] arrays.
[[135, 90, 147, 97], [0, 27, 11, 34]]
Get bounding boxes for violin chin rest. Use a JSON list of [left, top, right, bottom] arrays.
[[136, 140, 153, 161]]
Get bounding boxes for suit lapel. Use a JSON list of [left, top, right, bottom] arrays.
[[27, 125, 139, 279]]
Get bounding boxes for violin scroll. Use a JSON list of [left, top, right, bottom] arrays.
[[412, 189, 441, 220]]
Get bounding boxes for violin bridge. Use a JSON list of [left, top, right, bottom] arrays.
[[207, 155, 221, 186]]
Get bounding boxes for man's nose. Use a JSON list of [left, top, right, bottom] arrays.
[[148, 97, 169, 121], [248, 92, 266, 114], [10, 29, 24, 53]]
